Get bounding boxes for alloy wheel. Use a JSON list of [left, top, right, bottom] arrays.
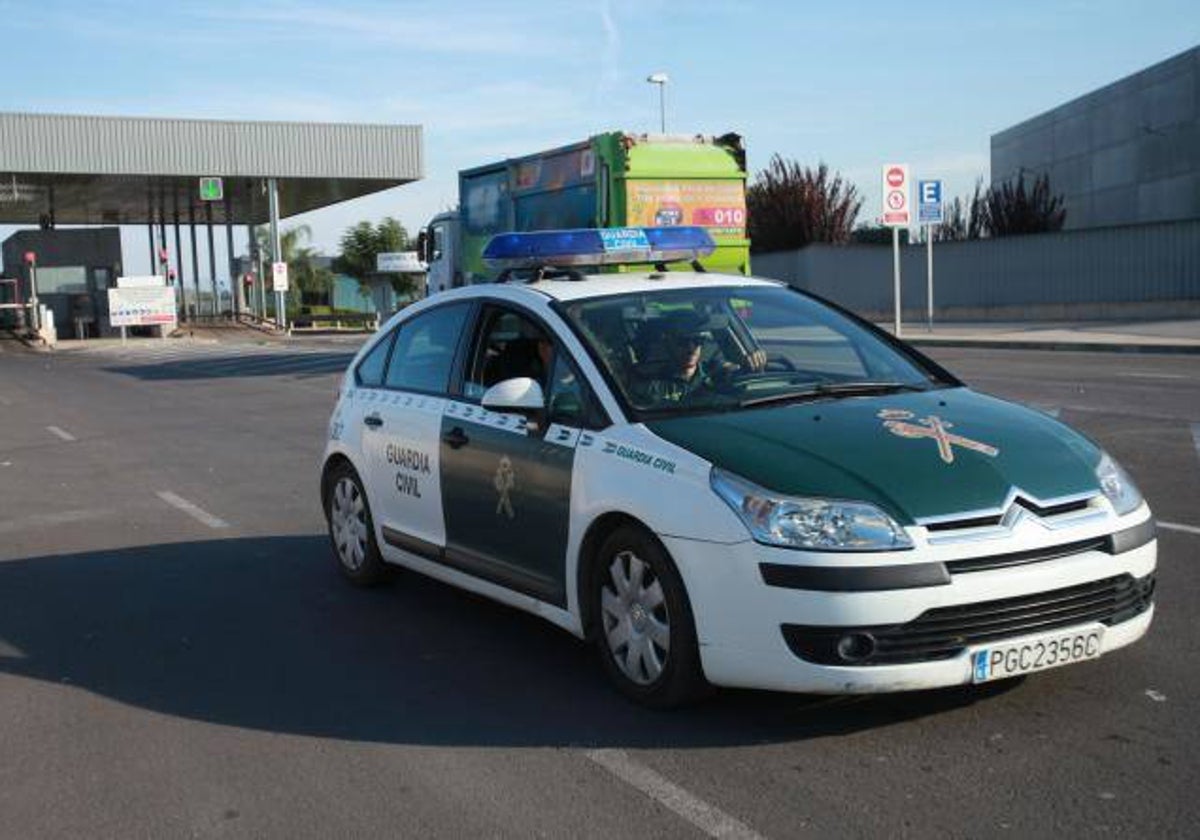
[[600, 549, 671, 685], [330, 475, 368, 572]]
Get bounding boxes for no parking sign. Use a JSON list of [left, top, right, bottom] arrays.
[[881, 164, 910, 226]]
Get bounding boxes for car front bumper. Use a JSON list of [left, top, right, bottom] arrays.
[[662, 512, 1157, 694]]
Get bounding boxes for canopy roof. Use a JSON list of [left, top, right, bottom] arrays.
[[0, 112, 423, 226]]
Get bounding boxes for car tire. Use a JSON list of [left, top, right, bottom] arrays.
[[323, 461, 388, 586], [590, 524, 710, 708]]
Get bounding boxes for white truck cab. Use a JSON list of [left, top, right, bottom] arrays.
[[422, 211, 462, 297]]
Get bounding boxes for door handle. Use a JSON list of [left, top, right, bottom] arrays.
[[443, 426, 470, 450], [363, 414, 383, 429]]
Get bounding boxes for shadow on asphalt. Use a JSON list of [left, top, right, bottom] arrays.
[[0, 535, 1021, 747], [102, 352, 355, 380]]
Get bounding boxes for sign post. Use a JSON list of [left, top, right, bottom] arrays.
[[917, 180, 944, 332], [881, 164, 911, 337], [23, 251, 39, 332], [272, 261, 289, 330]]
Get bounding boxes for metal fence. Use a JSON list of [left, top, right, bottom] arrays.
[[752, 219, 1200, 320]]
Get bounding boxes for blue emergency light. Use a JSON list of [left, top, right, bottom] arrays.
[[482, 226, 716, 270]]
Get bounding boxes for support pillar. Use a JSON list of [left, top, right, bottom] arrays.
[[173, 200, 185, 323], [225, 195, 239, 318], [189, 203, 200, 322], [205, 202, 218, 317], [159, 215, 167, 278], [267, 177, 284, 329], [245, 222, 257, 319]]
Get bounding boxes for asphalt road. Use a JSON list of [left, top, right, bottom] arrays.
[[0, 335, 1196, 839]]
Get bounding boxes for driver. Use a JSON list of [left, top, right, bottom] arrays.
[[633, 312, 760, 404]]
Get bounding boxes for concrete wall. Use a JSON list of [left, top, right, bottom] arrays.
[[991, 46, 1200, 230], [752, 219, 1200, 321]]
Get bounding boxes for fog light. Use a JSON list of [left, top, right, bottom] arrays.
[[836, 633, 876, 663]]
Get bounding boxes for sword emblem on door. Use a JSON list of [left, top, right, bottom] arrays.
[[494, 455, 516, 519]]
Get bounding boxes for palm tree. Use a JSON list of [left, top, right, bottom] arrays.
[[255, 224, 333, 307]]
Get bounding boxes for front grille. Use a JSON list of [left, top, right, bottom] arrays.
[[782, 573, 1155, 666], [944, 518, 1155, 575], [925, 513, 1004, 532], [924, 497, 1093, 533], [946, 536, 1109, 574]]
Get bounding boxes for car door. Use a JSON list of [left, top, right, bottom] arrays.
[[361, 302, 472, 558], [439, 304, 606, 608]]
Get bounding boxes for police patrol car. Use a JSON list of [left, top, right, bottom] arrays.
[[320, 227, 1156, 707]]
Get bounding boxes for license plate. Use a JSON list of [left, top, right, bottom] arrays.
[[971, 625, 1105, 683]]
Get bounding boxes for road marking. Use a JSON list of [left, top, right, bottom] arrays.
[[1029, 403, 1061, 418], [1159, 521, 1200, 537], [0, 508, 115, 535], [46, 425, 76, 441], [1118, 372, 1189, 380], [1192, 423, 1200, 463], [585, 749, 765, 839], [156, 491, 229, 529]]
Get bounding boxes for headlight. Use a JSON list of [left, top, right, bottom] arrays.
[[710, 468, 912, 551], [1095, 452, 1143, 516]]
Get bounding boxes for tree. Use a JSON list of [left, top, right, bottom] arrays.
[[747, 157, 863, 253], [333, 217, 417, 298], [934, 175, 1066, 241], [935, 179, 988, 241], [255, 224, 333, 307], [982, 172, 1066, 237], [334, 217, 409, 278]]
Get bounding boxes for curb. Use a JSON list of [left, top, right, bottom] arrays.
[[903, 337, 1200, 355]]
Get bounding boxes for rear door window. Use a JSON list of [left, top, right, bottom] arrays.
[[384, 303, 470, 394], [355, 331, 395, 387]]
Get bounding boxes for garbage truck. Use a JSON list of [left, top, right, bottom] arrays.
[[421, 132, 749, 293]]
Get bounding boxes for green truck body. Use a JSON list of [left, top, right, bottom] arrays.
[[425, 132, 749, 291]]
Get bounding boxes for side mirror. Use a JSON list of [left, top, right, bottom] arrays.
[[481, 378, 546, 428]]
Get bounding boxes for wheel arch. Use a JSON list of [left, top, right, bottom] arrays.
[[576, 511, 673, 641], [320, 451, 359, 513]]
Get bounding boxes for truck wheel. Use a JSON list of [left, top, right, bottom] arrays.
[[324, 462, 387, 586], [591, 525, 709, 708]]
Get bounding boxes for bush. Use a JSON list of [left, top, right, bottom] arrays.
[[748, 157, 863, 253]]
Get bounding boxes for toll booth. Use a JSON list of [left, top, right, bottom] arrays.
[[0, 276, 19, 328], [1, 228, 122, 338]]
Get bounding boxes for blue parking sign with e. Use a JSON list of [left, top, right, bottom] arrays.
[[918, 180, 943, 225]]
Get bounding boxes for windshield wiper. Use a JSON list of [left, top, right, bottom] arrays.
[[740, 381, 925, 408]]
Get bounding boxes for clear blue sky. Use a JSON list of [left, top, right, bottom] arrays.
[[1, 0, 1197, 276]]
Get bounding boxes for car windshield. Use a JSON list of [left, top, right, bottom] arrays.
[[561, 285, 946, 418]]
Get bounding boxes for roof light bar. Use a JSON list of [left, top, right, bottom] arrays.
[[483, 226, 716, 270]]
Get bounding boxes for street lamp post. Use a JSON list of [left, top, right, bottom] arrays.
[[646, 72, 669, 133]]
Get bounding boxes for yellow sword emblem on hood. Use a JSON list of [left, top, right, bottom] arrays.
[[877, 409, 999, 465]]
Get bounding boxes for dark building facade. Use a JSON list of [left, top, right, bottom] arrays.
[[991, 46, 1200, 230]]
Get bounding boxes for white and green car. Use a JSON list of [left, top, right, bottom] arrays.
[[320, 228, 1156, 707]]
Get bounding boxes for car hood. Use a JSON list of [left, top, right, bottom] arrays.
[[645, 387, 1103, 523]]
